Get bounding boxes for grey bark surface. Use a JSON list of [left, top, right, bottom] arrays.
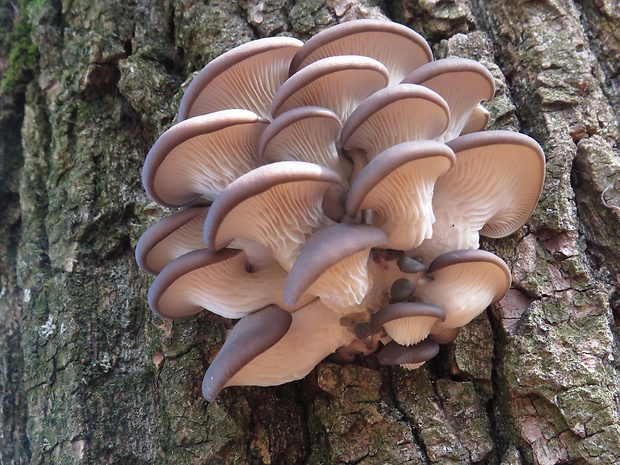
[[0, 0, 619, 464]]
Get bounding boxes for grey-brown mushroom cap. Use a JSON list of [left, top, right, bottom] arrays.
[[339, 84, 450, 154], [135, 207, 208, 276], [148, 248, 242, 320], [282, 223, 387, 307], [345, 140, 455, 217], [178, 37, 303, 121], [142, 109, 268, 208], [270, 55, 389, 121], [202, 305, 292, 402], [203, 161, 342, 251], [289, 19, 432, 84], [370, 302, 446, 330], [427, 249, 511, 305], [378, 338, 440, 366], [444, 130, 546, 238]]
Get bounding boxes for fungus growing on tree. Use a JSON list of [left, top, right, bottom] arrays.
[[136, 19, 545, 402]]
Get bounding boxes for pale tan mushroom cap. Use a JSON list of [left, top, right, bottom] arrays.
[[222, 300, 354, 389], [271, 55, 389, 122], [204, 161, 342, 271], [340, 84, 450, 160], [148, 248, 301, 319], [178, 37, 303, 121], [143, 109, 268, 207], [289, 19, 432, 85], [135, 207, 208, 276], [416, 249, 511, 328]]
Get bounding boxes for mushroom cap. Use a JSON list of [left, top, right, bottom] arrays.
[[402, 57, 495, 142], [416, 249, 511, 329], [371, 302, 446, 346], [203, 161, 341, 270], [413, 130, 545, 261], [283, 223, 387, 310], [345, 140, 455, 250], [202, 305, 293, 401], [147, 248, 294, 320], [340, 84, 450, 160], [258, 106, 350, 179], [460, 104, 490, 136], [135, 207, 208, 276], [271, 55, 389, 122], [203, 299, 355, 400], [377, 338, 440, 367], [143, 109, 268, 207], [178, 37, 303, 121], [289, 19, 432, 85]]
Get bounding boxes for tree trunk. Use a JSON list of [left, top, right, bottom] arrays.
[[1, 0, 619, 463]]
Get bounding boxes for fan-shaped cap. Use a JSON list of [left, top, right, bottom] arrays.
[[135, 207, 208, 276], [412, 130, 545, 262], [402, 57, 495, 142], [340, 84, 449, 160], [178, 37, 303, 121], [416, 249, 511, 329], [283, 223, 387, 311], [460, 104, 490, 136], [204, 161, 342, 271], [202, 305, 293, 401], [371, 302, 446, 346], [143, 109, 268, 207], [271, 55, 389, 122], [346, 140, 455, 250], [378, 338, 440, 370], [258, 106, 350, 180], [148, 248, 298, 320], [202, 300, 355, 401], [289, 19, 432, 85]]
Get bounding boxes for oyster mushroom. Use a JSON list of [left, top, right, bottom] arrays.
[[371, 302, 446, 346], [143, 110, 268, 207], [148, 248, 306, 320], [345, 140, 455, 250], [178, 37, 303, 121], [203, 161, 342, 271], [135, 207, 208, 276], [412, 130, 545, 262], [283, 223, 387, 312], [416, 249, 511, 331], [402, 57, 495, 142], [271, 55, 389, 121], [202, 300, 355, 401], [289, 19, 432, 85], [378, 338, 441, 370]]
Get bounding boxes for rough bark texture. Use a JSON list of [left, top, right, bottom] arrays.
[[0, 0, 619, 464]]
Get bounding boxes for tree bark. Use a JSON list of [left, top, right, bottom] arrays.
[[1, 0, 619, 464]]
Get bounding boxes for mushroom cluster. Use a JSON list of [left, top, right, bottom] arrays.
[[136, 20, 545, 402]]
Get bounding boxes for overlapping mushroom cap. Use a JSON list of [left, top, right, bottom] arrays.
[[136, 19, 546, 400]]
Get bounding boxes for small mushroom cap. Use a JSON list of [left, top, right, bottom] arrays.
[[340, 84, 450, 160], [289, 19, 432, 85], [345, 140, 455, 250], [178, 37, 303, 121], [402, 57, 495, 142], [202, 305, 293, 402], [283, 223, 387, 309], [378, 338, 440, 366], [204, 161, 342, 270], [203, 299, 355, 400], [417, 249, 511, 329], [135, 207, 208, 276], [148, 248, 294, 320], [258, 106, 350, 180], [371, 302, 446, 346], [460, 104, 490, 136], [271, 55, 389, 122], [143, 109, 268, 207]]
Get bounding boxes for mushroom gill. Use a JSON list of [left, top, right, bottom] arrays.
[[136, 19, 545, 402]]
